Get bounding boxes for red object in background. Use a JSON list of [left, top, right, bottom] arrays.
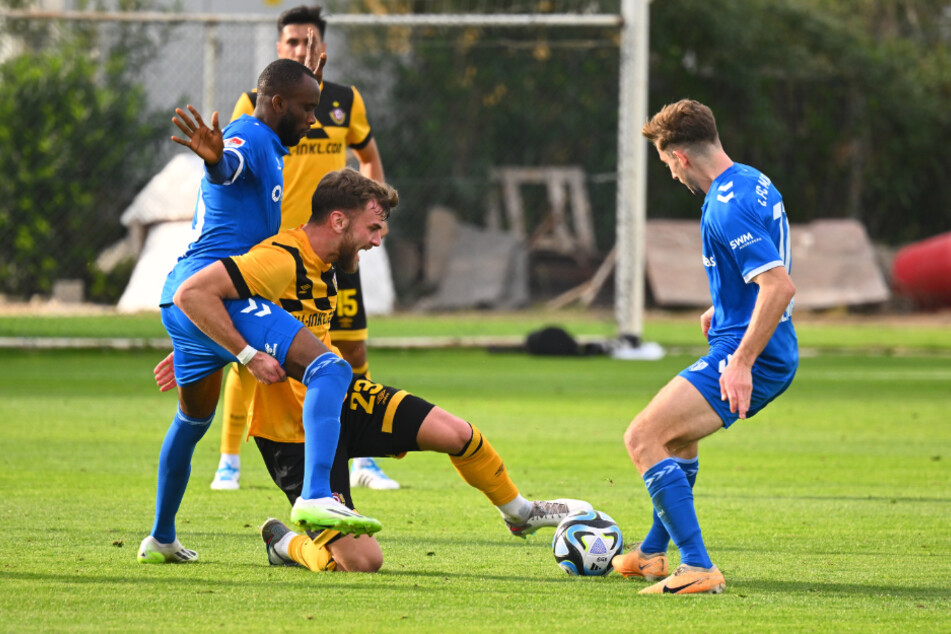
[[891, 232, 951, 309]]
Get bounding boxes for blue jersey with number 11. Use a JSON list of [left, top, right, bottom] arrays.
[[701, 162, 797, 371], [160, 114, 286, 306]]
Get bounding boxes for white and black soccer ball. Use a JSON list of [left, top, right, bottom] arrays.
[[552, 509, 623, 576]]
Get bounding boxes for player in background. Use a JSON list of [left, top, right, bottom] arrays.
[[154, 170, 592, 573], [212, 3, 397, 493], [611, 99, 798, 594], [139, 59, 385, 564]]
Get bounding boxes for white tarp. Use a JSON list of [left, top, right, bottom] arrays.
[[120, 154, 203, 226], [116, 221, 193, 313]]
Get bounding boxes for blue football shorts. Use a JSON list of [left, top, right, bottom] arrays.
[[161, 297, 305, 386], [678, 344, 797, 428]]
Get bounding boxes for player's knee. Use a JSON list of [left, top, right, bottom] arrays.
[[443, 416, 474, 455], [334, 539, 383, 573], [302, 352, 351, 391], [417, 408, 472, 454], [623, 418, 651, 460], [345, 551, 383, 573]]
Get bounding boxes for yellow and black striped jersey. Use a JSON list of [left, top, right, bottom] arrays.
[[231, 81, 374, 231], [224, 228, 338, 342], [223, 228, 339, 443]]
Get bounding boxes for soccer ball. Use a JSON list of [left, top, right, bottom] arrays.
[[552, 509, 623, 576]]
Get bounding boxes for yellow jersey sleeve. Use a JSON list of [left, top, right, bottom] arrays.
[[228, 241, 298, 305], [347, 86, 372, 149], [231, 92, 255, 124]]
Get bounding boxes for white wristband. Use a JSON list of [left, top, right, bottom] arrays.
[[236, 345, 258, 365]]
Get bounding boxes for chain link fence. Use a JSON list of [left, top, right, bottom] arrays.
[[0, 7, 625, 307]]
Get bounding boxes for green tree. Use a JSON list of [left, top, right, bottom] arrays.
[[647, 0, 951, 243], [0, 2, 167, 299]]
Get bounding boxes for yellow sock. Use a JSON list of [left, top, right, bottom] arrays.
[[220, 363, 255, 454], [286, 534, 337, 572], [449, 424, 519, 506]]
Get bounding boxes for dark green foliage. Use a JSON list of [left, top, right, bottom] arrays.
[[0, 4, 166, 298], [647, 0, 951, 243], [87, 257, 136, 304]]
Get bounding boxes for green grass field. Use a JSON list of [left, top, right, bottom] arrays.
[[0, 314, 949, 632]]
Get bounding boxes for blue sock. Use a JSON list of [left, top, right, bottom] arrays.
[[300, 352, 351, 499], [643, 457, 712, 569], [151, 408, 214, 543], [640, 457, 699, 553]]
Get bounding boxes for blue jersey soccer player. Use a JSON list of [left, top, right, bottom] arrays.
[[138, 59, 385, 565], [612, 99, 798, 594]]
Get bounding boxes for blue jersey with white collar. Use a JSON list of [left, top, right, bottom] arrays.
[[701, 162, 797, 371], [161, 114, 287, 305]]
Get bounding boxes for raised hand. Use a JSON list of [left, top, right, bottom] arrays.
[[303, 28, 327, 81], [171, 105, 223, 164]]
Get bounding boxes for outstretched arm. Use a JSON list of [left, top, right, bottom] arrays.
[[173, 262, 287, 385], [719, 266, 795, 419]]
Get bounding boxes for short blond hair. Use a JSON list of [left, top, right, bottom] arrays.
[[642, 99, 719, 151]]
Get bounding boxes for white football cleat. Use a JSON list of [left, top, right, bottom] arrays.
[[506, 498, 594, 537], [137, 535, 198, 564], [350, 457, 400, 490], [210, 455, 240, 490]]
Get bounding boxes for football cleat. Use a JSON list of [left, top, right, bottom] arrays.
[[210, 463, 240, 490], [506, 498, 593, 538], [137, 535, 198, 564], [638, 563, 726, 595], [260, 518, 300, 567], [349, 458, 400, 490], [290, 497, 382, 536], [612, 543, 669, 581]]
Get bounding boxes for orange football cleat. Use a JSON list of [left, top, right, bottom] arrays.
[[638, 564, 726, 595], [612, 543, 669, 581]]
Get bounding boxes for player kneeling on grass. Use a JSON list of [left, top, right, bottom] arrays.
[[263, 375, 596, 571], [157, 359, 592, 572], [139, 169, 394, 564], [245, 378, 592, 572], [153, 228, 592, 576]]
